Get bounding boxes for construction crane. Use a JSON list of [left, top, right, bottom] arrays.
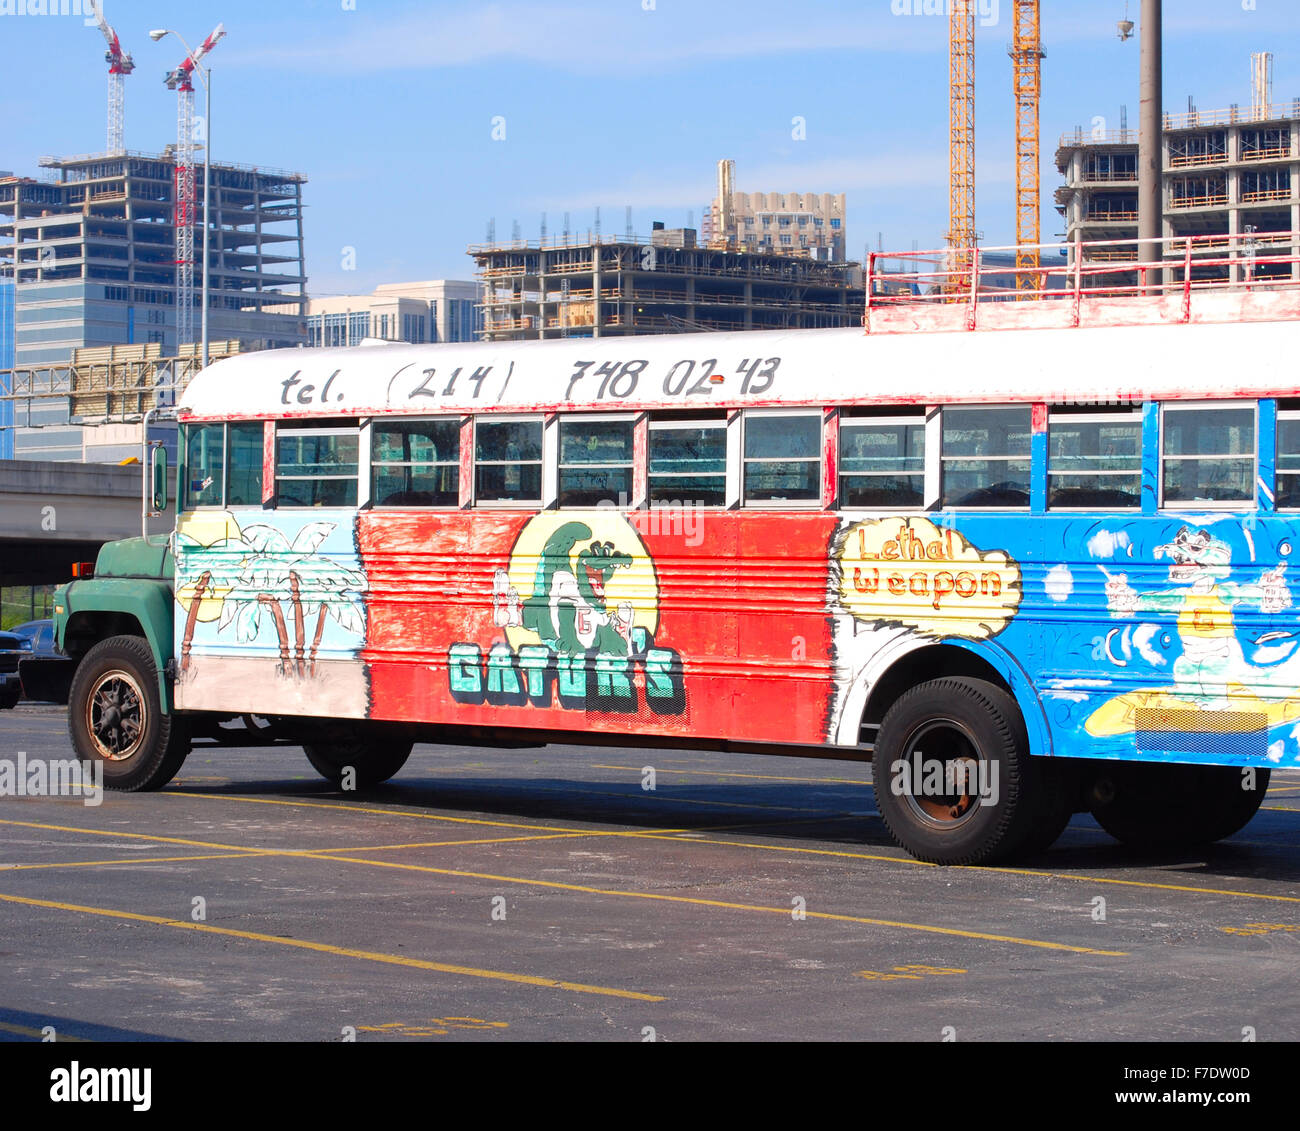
[[947, 0, 976, 287], [89, 0, 134, 155], [163, 24, 225, 350], [1011, 0, 1044, 294]]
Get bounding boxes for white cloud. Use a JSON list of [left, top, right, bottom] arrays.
[[224, 3, 934, 75]]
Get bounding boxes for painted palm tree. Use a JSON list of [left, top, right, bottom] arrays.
[[173, 520, 252, 673], [216, 522, 366, 677]]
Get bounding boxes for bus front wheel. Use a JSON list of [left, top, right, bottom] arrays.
[[1089, 762, 1268, 849], [67, 635, 190, 791], [872, 677, 1062, 865], [302, 724, 414, 788]]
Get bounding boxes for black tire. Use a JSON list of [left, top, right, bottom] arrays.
[[302, 722, 414, 788], [1017, 759, 1078, 856], [67, 635, 190, 791], [1090, 762, 1269, 849], [872, 676, 1053, 865]]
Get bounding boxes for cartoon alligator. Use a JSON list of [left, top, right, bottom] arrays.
[[1095, 526, 1294, 722], [520, 521, 635, 655]]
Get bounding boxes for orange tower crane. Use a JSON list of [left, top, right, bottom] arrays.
[[947, 0, 976, 285], [1011, 0, 1045, 294]]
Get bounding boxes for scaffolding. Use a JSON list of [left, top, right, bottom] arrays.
[[468, 234, 863, 341], [0, 340, 244, 425]]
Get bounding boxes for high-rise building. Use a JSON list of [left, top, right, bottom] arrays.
[[704, 159, 848, 261], [1, 154, 307, 366], [1056, 94, 1300, 285], [296, 281, 480, 347], [1, 151, 308, 460]]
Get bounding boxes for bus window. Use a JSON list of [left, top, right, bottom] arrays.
[[226, 423, 265, 507], [1276, 408, 1300, 508], [182, 422, 226, 509], [839, 415, 925, 508], [372, 418, 459, 507], [941, 406, 1031, 507], [558, 416, 634, 507], [275, 425, 359, 507], [1161, 403, 1255, 506], [742, 410, 821, 505], [1048, 409, 1142, 509], [475, 417, 542, 504], [648, 418, 726, 507]]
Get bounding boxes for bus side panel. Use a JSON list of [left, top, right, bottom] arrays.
[[1025, 511, 1300, 770], [172, 508, 371, 718], [357, 510, 839, 745]]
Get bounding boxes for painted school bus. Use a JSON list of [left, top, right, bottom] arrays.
[[54, 265, 1300, 864]]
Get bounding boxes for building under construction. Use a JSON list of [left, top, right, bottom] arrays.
[[1055, 57, 1300, 285], [470, 227, 864, 342], [0, 151, 307, 368]]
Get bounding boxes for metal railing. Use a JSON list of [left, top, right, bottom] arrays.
[[863, 230, 1300, 333]]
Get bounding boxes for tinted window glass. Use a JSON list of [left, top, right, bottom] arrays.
[[1048, 414, 1141, 508], [840, 420, 924, 508], [475, 419, 543, 503], [743, 413, 820, 504], [1162, 406, 1254, 504], [559, 419, 634, 507], [649, 423, 726, 507], [373, 419, 460, 507], [183, 423, 225, 509], [941, 407, 1031, 507]]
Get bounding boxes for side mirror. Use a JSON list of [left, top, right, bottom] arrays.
[[150, 445, 169, 514]]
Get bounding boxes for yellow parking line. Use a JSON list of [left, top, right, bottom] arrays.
[[0, 818, 256, 853], [970, 866, 1300, 903], [1, 852, 268, 872], [314, 832, 623, 853], [559, 785, 829, 813], [622, 830, 932, 867], [0, 892, 664, 1002], [277, 851, 1126, 956], [0, 816, 1120, 955], [591, 764, 872, 786], [164, 791, 654, 833], [0, 1020, 87, 1042]]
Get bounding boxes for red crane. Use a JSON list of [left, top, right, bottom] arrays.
[[163, 24, 226, 350]]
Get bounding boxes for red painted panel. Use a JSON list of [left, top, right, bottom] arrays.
[[356, 510, 839, 745], [261, 421, 276, 505]]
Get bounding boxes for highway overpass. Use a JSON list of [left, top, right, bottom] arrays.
[[0, 459, 174, 586]]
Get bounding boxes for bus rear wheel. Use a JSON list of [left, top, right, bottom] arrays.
[[301, 723, 414, 788], [68, 635, 190, 791], [1089, 763, 1269, 849], [872, 677, 1058, 865]]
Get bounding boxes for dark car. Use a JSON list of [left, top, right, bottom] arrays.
[[1, 619, 59, 708]]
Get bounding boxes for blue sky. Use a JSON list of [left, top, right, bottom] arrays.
[[2, 0, 1296, 295]]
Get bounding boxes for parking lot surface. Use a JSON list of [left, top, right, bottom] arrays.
[[2, 703, 1298, 1042]]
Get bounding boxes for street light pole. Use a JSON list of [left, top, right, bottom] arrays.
[[1139, 0, 1163, 290], [201, 70, 211, 370], [150, 27, 216, 369]]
